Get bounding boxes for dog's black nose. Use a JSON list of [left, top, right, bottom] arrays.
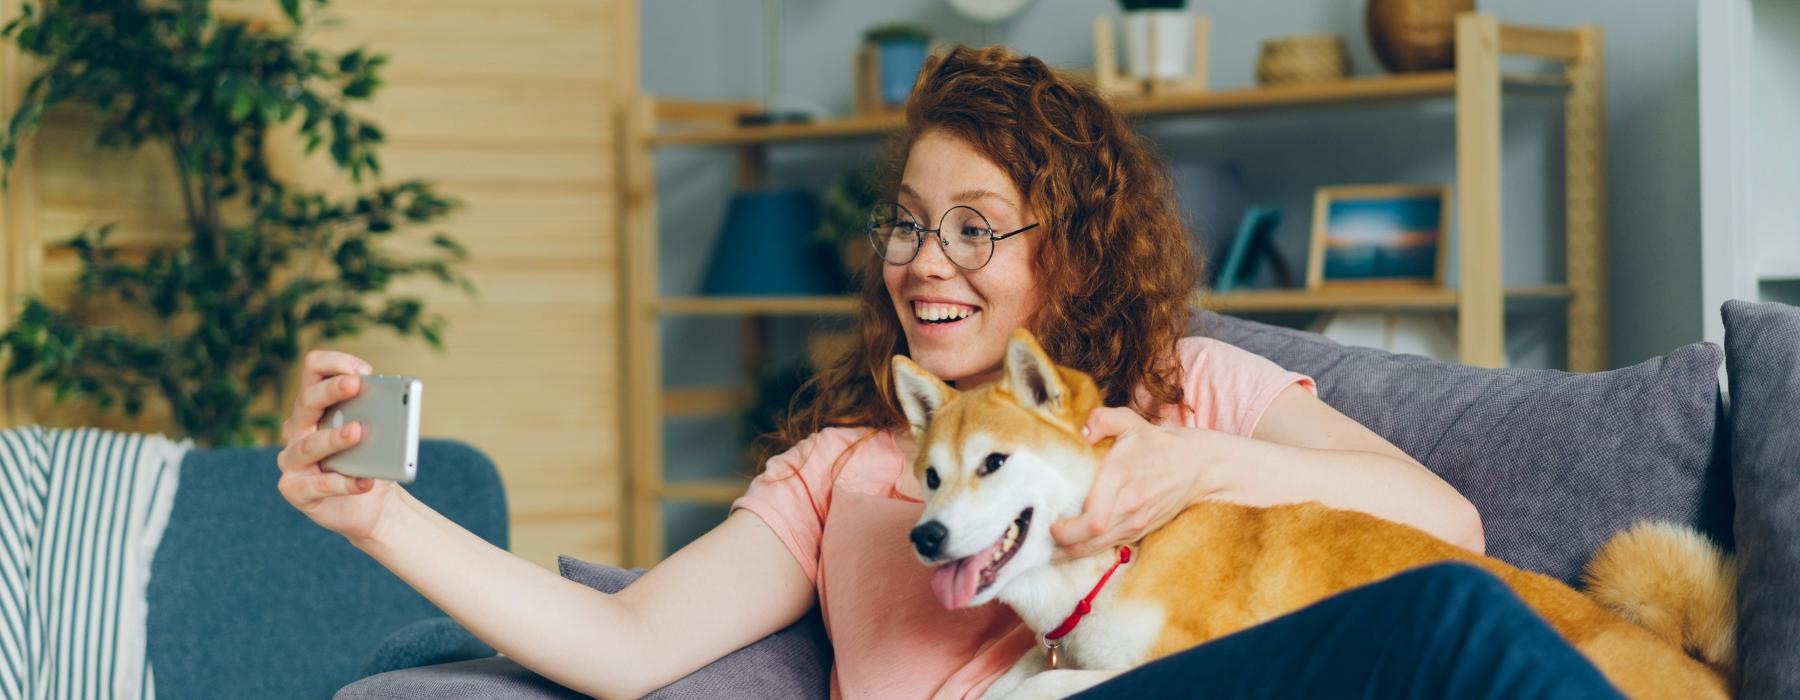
[[911, 521, 949, 558]]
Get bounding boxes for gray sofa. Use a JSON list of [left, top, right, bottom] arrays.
[[340, 300, 1799, 698]]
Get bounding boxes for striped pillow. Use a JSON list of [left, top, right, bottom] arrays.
[[0, 427, 190, 699]]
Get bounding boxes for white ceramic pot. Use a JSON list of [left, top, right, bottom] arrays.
[[1122, 10, 1192, 80]]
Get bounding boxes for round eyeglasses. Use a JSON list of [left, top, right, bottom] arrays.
[[866, 201, 1040, 270]]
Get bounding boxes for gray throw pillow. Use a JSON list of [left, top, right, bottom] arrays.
[[1193, 310, 1729, 585], [1723, 299, 1800, 698]]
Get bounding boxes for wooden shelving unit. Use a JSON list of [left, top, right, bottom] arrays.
[[618, 14, 1607, 564]]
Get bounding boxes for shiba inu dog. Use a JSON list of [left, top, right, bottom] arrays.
[[895, 329, 1735, 700]]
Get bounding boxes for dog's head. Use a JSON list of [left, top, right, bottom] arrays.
[[894, 329, 1108, 610]]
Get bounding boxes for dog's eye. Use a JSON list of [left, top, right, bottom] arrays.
[[979, 452, 1007, 476], [925, 467, 940, 490]]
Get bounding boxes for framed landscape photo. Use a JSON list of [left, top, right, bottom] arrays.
[[1307, 184, 1451, 290]]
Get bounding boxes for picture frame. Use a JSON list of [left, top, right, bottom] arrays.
[[1307, 184, 1451, 290], [1212, 204, 1285, 294]]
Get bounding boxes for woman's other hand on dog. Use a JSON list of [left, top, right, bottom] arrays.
[[1050, 407, 1226, 558]]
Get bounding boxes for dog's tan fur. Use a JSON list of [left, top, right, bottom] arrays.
[[899, 330, 1735, 699]]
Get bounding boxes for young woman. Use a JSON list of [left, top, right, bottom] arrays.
[[278, 46, 1619, 698]]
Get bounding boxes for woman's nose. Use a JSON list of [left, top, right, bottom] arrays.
[[909, 233, 957, 279]]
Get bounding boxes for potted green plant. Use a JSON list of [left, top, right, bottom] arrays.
[[1118, 0, 1192, 81], [0, 0, 472, 446], [863, 23, 932, 108], [816, 161, 883, 280]]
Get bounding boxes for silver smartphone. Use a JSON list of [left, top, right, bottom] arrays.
[[321, 374, 422, 484]]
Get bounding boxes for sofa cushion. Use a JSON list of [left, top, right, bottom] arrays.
[[1723, 299, 1800, 698], [1194, 311, 1729, 585], [338, 557, 832, 698]]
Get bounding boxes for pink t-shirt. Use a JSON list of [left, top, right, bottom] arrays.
[[731, 337, 1316, 699]]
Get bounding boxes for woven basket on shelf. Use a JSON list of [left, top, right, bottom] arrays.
[[1366, 0, 1476, 73], [1255, 34, 1350, 86]]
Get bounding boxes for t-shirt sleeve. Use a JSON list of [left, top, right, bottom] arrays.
[[729, 429, 862, 585], [1172, 337, 1317, 437]]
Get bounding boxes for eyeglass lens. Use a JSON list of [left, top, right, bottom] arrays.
[[867, 203, 996, 269]]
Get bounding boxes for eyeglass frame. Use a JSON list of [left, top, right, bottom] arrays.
[[866, 201, 1041, 271]]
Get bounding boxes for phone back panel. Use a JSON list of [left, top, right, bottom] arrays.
[[322, 375, 421, 483]]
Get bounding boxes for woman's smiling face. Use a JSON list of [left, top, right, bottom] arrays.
[[884, 130, 1043, 387]]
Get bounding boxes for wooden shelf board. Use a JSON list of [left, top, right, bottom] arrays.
[[655, 285, 1572, 317], [660, 479, 750, 506], [649, 73, 1570, 147], [656, 295, 859, 315]]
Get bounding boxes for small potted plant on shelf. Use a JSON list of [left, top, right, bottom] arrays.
[[856, 23, 932, 114], [1119, 0, 1192, 81], [816, 161, 883, 279]]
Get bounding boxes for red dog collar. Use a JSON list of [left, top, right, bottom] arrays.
[[1043, 545, 1132, 645]]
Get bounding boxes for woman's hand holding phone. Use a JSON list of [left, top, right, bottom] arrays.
[[277, 350, 401, 542]]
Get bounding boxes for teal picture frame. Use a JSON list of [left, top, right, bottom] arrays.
[[1213, 204, 1283, 294]]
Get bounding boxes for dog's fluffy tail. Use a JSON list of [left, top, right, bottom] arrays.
[[1582, 521, 1737, 675]]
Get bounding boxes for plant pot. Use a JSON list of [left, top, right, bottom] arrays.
[[876, 38, 930, 107], [1121, 9, 1192, 81]]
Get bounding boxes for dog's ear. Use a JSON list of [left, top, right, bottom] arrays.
[[1004, 329, 1068, 415], [893, 355, 955, 437]]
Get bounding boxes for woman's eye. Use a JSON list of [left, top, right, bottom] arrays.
[[925, 467, 940, 489], [960, 226, 988, 239]]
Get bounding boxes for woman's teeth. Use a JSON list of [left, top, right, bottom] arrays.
[[915, 302, 976, 323]]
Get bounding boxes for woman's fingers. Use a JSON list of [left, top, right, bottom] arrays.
[[278, 420, 362, 474], [1053, 467, 1123, 555], [301, 349, 374, 389], [284, 371, 366, 443], [280, 468, 373, 503], [1083, 406, 1144, 443]]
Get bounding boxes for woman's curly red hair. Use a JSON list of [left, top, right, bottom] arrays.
[[761, 45, 1198, 462]]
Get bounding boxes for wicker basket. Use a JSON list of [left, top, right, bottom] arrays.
[[1366, 0, 1476, 73], [1256, 34, 1350, 86]]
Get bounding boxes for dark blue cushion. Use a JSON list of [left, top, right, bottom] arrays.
[[148, 439, 507, 699]]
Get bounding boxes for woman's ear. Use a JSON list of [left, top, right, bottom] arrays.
[[893, 355, 956, 437], [1003, 329, 1067, 415]]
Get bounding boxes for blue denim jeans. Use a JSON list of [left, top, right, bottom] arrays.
[[1075, 562, 1624, 699]]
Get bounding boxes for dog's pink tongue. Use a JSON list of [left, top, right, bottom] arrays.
[[930, 540, 1003, 610]]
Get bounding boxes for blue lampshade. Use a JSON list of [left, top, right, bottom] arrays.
[[701, 190, 841, 296]]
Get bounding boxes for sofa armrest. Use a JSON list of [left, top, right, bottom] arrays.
[[338, 557, 832, 698], [338, 656, 585, 699], [359, 616, 498, 679]]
